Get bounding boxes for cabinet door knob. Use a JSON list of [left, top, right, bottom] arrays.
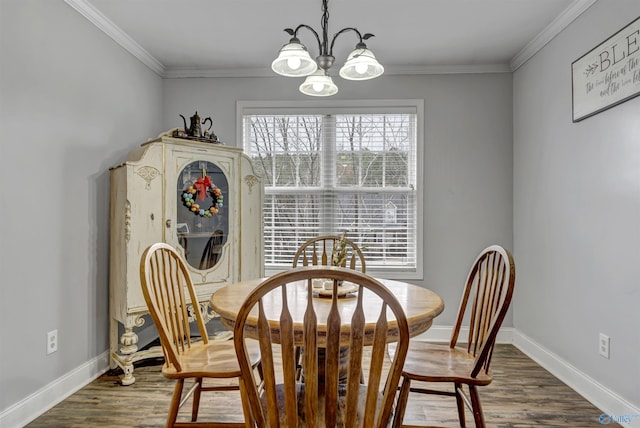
[[166, 219, 172, 228]]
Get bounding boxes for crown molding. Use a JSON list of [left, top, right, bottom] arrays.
[[162, 67, 275, 79], [64, 0, 165, 76], [510, 0, 598, 71], [384, 64, 512, 75], [162, 63, 511, 79], [68, 0, 596, 78]]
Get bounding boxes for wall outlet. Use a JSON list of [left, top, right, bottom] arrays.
[[47, 329, 58, 355], [599, 333, 610, 359]]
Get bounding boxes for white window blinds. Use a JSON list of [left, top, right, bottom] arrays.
[[242, 101, 422, 277]]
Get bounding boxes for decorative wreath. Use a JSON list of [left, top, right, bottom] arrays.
[[181, 175, 224, 217]]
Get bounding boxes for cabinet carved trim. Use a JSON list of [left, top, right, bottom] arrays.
[[188, 302, 217, 324], [135, 166, 160, 189], [124, 200, 132, 243], [244, 174, 259, 193]]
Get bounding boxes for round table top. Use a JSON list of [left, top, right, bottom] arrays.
[[210, 276, 444, 345]]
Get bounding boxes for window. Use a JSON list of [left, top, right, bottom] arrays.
[[240, 100, 423, 278]]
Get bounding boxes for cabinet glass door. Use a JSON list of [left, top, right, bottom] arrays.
[[175, 160, 229, 270]]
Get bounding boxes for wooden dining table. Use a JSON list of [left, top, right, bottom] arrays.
[[210, 275, 444, 346]]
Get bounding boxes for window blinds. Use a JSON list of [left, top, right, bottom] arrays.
[[243, 104, 419, 275]]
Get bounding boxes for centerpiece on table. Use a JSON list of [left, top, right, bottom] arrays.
[[327, 232, 349, 289], [313, 232, 358, 296], [331, 231, 348, 268]]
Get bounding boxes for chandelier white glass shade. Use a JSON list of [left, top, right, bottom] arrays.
[[299, 70, 339, 97], [339, 45, 384, 80], [271, 0, 384, 96], [271, 38, 318, 77]]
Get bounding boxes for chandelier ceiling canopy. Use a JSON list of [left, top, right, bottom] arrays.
[[271, 0, 384, 97]]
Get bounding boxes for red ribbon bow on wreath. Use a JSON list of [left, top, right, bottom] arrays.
[[194, 175, 213, 201]]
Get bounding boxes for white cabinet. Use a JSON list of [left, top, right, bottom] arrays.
[[109, 130, 263, 384]]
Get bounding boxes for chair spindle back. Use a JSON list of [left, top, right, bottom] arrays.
[[450, 245, 515, 377], [234, 266, 409, 428], [293, 235, 366, 273], [140, 243, 208, 372]]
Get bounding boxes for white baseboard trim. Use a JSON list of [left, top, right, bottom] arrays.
[[411, 325, 515, 344], [513, 331, 640, 428], [415, 326, 640, 428], [0, 351, 110, 428], [3, 329, 639, 428]]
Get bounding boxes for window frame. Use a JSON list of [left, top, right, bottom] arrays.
[[237, 99, 424, 280]]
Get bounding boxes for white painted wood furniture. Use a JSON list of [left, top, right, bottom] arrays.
[[109, 130, 263, 385]]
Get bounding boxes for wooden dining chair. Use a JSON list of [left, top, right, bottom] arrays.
[[233, 265, 410, 428], [140, 243, 262, 427], [293, 234, 366, 272], [292, 235, 366, 381], [391, 245, 515, 428]]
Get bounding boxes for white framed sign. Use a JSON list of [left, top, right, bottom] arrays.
[[572, 16, 640, 122]]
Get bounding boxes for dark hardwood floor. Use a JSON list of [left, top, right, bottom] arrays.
[[27, 344, 617, 427]]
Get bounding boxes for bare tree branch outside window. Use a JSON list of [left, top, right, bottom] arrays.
[[245, 113, 416, 270]]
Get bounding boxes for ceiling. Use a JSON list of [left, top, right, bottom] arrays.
[[68, 0, 595, 78]]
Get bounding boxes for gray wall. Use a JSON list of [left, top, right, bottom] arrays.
[[0, 0, 514, 418], [162, 72, 514, 328], [513, 0, 640, 408], [4, 0, 640, 421], [0, 0, 163, 412]]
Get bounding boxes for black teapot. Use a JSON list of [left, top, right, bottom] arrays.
[[179, 111, 218, 142], [180, 111, 205, 137]]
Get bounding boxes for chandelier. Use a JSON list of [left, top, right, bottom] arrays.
[[271, 0, 384, 97]]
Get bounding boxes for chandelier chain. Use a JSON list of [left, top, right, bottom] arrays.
[[321, 0, 330, 55]]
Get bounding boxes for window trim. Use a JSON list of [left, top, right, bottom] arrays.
[[237, 99, 424, 280]]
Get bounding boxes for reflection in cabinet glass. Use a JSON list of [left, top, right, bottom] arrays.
[[176, 161, 229, 270]]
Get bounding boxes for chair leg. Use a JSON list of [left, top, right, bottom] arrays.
[[392, 377, 411, 428], [454, 382, 466, 427], [239, 378, 254, 427], [468, 385, 485, 428], [167, 379, 184, 428], [191, 377, 203, 421]]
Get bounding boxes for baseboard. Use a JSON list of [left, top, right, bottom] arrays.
[[0, 351, 110, 428], [411, 325, 515, 344], [3, 328, 639, 428], [513, 331, 640, 428], [416, 326, 639, 428]]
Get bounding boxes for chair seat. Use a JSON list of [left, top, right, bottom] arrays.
[[400, 341, 492, 386], [163, 339, 260, 379]]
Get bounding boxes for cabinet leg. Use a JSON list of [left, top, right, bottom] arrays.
[[116, 325, 139, 385], [111, 314, 164, 385], [110, 308, 216, 385], [120, 359, 136, 386]]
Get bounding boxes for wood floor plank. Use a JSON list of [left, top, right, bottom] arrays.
[[26, 345, 619, 427]]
